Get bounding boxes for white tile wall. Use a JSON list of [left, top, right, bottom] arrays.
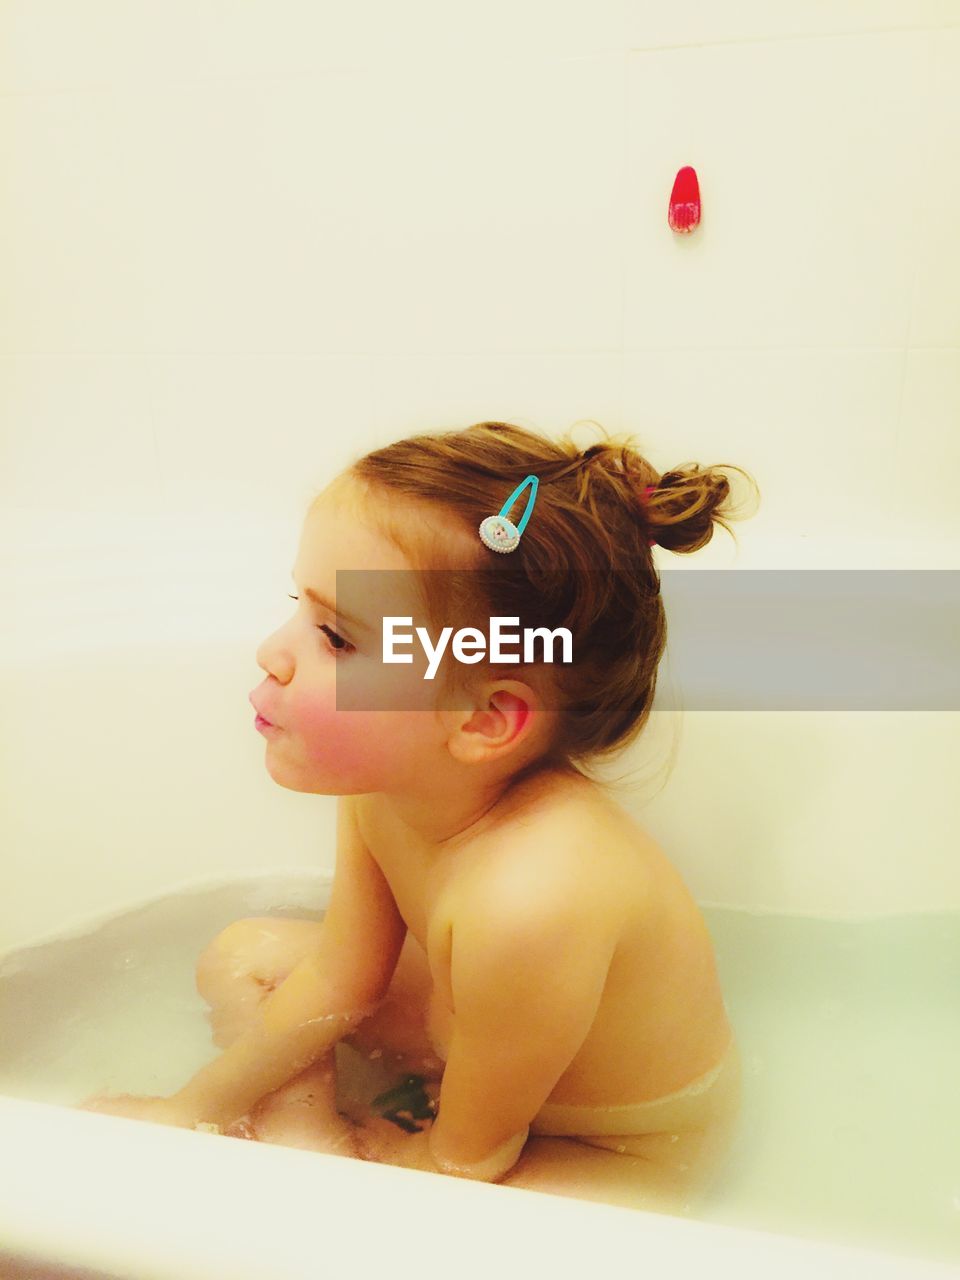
[[897, 349, 960, 541], [623, 32, 933, 350], [146, 354, 381, 512], [625, 1, 960, 49], [0, 358, 161, 511], [2, 10, 954, 526], [606, 710, 960, 917], [128, 59, 625, 359], [912, 29, 960, 346], [0, 0, 629, 93], [621, 348, 908, 543]]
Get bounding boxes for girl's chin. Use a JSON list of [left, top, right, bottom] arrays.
[[262, 755, 362, 795]]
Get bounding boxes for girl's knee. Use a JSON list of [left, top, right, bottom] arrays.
[[195, 916, 322, 1000], [196, 918, 257, 998], [195, 917, 324, 1049]]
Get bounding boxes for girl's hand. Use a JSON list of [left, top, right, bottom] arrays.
[[78, 1092, 199, 1129]]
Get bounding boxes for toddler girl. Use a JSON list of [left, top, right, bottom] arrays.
[[82, 420, 758, 1215]]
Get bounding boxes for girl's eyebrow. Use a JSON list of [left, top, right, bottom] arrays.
[[290, 570, 373, 634]]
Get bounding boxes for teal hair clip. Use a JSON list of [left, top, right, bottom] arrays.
[[478, 475, 539, 554]]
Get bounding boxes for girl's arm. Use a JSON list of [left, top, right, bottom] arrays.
[[426, 879, 620, 1182], [170, 796, 407, 1129]]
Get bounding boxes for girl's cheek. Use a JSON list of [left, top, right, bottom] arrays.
[[293, 695, 411, 790]]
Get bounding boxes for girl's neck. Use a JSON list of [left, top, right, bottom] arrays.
[[376, 757, 582, 853]]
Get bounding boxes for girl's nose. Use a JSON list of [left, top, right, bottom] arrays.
[[256, 627, 294, 684]]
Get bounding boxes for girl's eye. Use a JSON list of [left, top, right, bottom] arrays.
[[288, 595, 354, 656], [318, 623, 352, 654]]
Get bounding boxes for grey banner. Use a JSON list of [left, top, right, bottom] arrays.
[[332, 570, 960, 711]]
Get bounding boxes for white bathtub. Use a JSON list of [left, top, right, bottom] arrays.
[[1, 509, 958, 1280]]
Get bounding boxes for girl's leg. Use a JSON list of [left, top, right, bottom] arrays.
[[227, 1050, 361, 1155], [195, 918, 442, 1151], [195, 917, 326, 1049], [195, 916, 442, 1074], [497, 1136, 696, 1214], [199, 918, 738, 1204]]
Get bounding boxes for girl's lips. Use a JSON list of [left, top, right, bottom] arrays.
[[255, 714, 281, 734], [249, 691, 279, 728]]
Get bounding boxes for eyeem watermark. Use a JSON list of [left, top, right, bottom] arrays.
[[384, 616, 573, 680], [332, 567, 960, 711]]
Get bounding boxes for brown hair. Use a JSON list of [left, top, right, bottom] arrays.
[[322, 420, 758, 776]]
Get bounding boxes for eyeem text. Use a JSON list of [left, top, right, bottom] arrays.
[[383, 616, 573, 680]]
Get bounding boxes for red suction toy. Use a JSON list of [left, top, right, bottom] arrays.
[[668, 166, 701, 234]]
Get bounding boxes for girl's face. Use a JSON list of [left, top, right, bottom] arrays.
[[250, 487, 450, 795]]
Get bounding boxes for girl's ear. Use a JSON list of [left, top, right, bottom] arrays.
[[444, 681, 539, 766]]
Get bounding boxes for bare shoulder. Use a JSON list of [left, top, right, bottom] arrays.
[[449, 769, 652, 935]]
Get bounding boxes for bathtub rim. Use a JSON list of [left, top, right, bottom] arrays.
[[1, 1093, 957, 1280]]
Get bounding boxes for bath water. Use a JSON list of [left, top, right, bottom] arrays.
[[0, 881, 957, 1267]]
